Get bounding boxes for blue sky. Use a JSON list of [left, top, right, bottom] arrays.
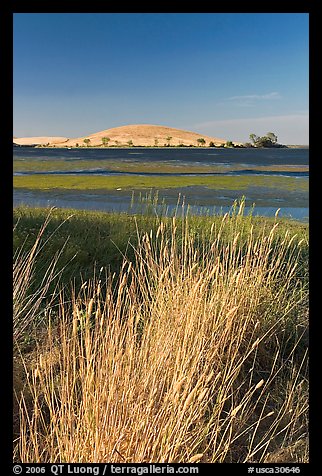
[[13, 13, 309, 144]]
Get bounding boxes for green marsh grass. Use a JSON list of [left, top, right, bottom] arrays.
[[13, 173, 308, 192], [13, 158, 309, 175], [13, 199, 308, 292], [13, 200, 308, 463]]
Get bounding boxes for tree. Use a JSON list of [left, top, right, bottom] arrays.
[[225, 140, 234, 148], [256, 136, 273, 148], [209, 141, 215, 147], [102, 137, 110, 147], [266, 132, 278, 144], [166, 136, 172, 147], [249, 132, 279, 148], [154, 138, 159, 147], [83, 138, 91, 147], [249, 133, 259, 146], [127, 140, 134, 147], [197, 138, 206, 146]]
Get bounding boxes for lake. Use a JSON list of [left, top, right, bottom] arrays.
[[13, 147, 309, 222]]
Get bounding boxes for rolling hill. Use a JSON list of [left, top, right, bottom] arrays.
[[14, 124, 230, 147], [13, 136, 68, 146]]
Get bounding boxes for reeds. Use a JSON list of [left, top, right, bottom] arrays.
[[13, 204, 308, 463]]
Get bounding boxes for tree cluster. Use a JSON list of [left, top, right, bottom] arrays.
[[248, 132, 284, 148]]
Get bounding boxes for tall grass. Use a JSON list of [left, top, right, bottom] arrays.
[[13, 199, 308, 294], [13, 209, 74, 349], [13, 205, 308, 463]]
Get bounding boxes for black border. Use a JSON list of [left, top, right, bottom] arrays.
[[6, 3, 318, 473]]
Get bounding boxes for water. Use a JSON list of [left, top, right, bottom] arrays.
[[13, 147, 309, 222], [14, 169, 309, 178], [13, 146, 309, 166]]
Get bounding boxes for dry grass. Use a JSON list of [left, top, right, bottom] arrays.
[[13, 209, 74, 349], [13, 208, 308, 463], [49, 124, 228, 147]]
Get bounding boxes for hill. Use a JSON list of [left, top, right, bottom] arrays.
[[13, 137, 68, 146], [47, 124, 229, 147]]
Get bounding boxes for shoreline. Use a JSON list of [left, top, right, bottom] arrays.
[[14, 144, 302, 150]]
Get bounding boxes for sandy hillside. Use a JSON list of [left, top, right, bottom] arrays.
[[49, 124, 229, 147], [14, 137, 68, 145]]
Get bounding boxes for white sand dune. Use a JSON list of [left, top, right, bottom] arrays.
[[14, 137, 68, 145]]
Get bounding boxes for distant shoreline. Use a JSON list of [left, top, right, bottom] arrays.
[[13, 144, 309, 149], [13, 124, 309, 149]]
